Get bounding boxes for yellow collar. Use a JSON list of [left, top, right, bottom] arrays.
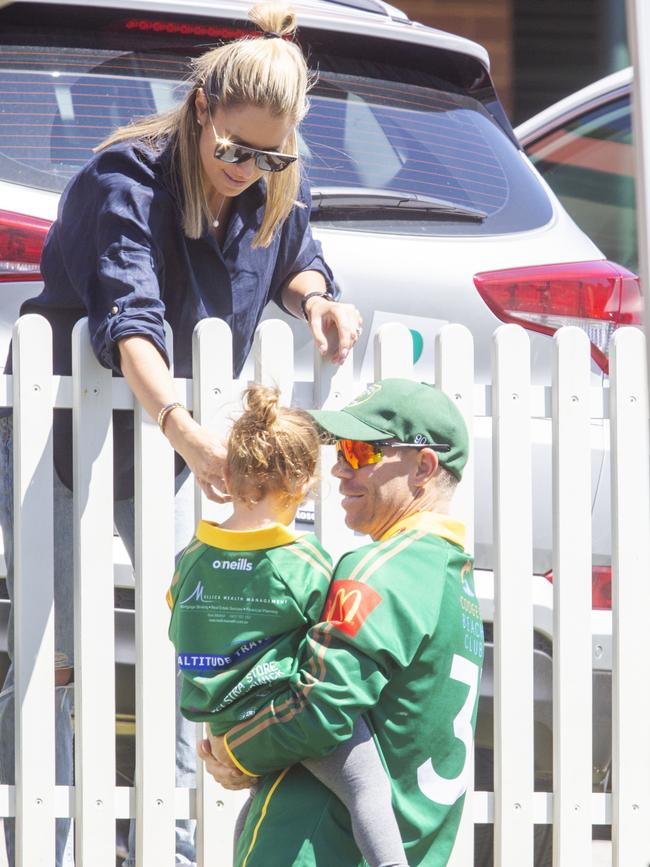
[[196, 520, 301, 551], [379, 511, 466, 549]]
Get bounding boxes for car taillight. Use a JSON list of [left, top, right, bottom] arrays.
[[543, 566, 612, 610], [473, 260, 643, 373], [122, 19, 256, 39], [0, 210, 51, 283]]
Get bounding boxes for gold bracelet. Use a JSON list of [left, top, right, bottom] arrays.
[[157, 401, 185, 434]]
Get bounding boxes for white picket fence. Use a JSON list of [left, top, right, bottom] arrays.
[[0, 314, 649, 867]]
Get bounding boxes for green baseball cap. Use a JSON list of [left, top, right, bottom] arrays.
[[308, 379, 469, 480]]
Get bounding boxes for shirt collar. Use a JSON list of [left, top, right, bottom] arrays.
[[379, 511, 466, 549], [196, 520, 301, 551]]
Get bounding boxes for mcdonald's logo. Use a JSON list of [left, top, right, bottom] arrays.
[[324, 579, 382, 637]]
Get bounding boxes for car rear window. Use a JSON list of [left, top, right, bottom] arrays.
[[526, 95, 636, 271], [0, 3, 552, 236]]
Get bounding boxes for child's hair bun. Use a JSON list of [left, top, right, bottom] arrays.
[[227, 383, 320, 505], [244, 382, 280, 429]]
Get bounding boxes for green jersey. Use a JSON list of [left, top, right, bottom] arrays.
[[168, 521, 333, 734], [226, 512, 484, 867]]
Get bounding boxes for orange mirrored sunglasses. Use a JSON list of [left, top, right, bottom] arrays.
[[335, 439, 450, 470]]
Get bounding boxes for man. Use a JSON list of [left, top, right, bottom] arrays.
[[200, 379, 484, 866]]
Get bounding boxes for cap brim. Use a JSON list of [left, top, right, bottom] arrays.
[[307, 408, 393, 441]]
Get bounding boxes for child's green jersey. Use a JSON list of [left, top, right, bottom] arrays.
[[168, 521, 333, 735], [226, 512, 484, 867]]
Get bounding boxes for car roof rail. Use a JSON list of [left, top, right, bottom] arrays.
[[320, 0, 410, 22]]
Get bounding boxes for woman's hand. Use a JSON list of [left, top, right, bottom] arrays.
[[306, 296, 363, 365], [281, 273, 363, 365], [165, 412, 231, 503], [118, 336, 230, 502]]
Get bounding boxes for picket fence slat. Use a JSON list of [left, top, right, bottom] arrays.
[[11, 315, 56, 866], [436, 325, 475, 550], [71, 320, 116, 865], [192, 318, 234, 527], [192, 319, 246, 866], [373, 323, 413, 380], [610, 327, 650, 867], [254, 319, 294, 403], [552, 327, 593, 865], [134, 327, 177, 865], [313, 342, 357, 563], [491, 325, 534, 865], [436, 324, 475, 867]]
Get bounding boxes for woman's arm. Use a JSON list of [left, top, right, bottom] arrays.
[[281, 271, 363, 365], [118, 335, 229, 502]]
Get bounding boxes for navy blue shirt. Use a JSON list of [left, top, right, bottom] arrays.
[[14, 140, 335, 496]]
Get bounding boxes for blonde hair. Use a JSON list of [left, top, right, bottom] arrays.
[[97, 2, 312, 247], [227, 384, 320, 505]]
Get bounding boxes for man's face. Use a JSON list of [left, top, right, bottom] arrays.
[[331, 445, 419, 540]]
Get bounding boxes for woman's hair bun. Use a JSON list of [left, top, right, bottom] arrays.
[[249, 1, 298, 38]]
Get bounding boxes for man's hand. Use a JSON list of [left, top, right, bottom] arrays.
[[197, 732, 255, 791]]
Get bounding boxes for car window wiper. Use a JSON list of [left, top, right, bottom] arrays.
[[310, 187, 487, 221]]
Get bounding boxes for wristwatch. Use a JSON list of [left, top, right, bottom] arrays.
[[300, 290, 336, 322]]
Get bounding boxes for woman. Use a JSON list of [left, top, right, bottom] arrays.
[[0, 3, 361, 865]]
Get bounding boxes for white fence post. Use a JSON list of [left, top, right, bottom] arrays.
[[492, 325, 534, 865], [552, 327, 593, 865], [12, 314, 56, 867], [134, 330, 177, 865], [313, 343, 356, 563], [192, 319, 249, 866], [192, 318, 234, 526], [436, 324, 475, 867], [254, 319, 294, 403], [610, 327, 650, 867], [72, 319, 116, 866], [373, 323, 413, 380]]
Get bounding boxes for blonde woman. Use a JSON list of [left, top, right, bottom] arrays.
[[0, 4, 361, 866]]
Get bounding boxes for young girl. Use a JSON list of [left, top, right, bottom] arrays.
[[168, 384, 408, 867]]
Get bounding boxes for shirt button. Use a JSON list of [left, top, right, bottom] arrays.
[[111, 305, 119, 315]]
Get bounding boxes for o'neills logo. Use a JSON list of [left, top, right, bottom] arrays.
[[324, 579, 382, 637], [212, 557, 253, 571]]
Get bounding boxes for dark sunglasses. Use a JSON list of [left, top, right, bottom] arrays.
[[336, 439, 451, 471], [213, 138, 297, 173]]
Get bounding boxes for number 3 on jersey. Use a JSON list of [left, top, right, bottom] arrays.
[[417, 654, 480, 806]]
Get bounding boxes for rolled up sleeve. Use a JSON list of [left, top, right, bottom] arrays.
[[57, 151, 170, 374], [270, 178, 338, 314]]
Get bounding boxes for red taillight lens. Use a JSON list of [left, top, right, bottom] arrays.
[[122, 19, 257, 39], [0, 210, 50, 283], [474, 260, 643, 373], [543, 566, 612, 610]]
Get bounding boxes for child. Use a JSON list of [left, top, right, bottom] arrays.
[[168, 384, 408, 867]]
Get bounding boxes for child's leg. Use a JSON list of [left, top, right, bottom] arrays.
[[233, 785, 257, 860], [302, 716, 408, 867]]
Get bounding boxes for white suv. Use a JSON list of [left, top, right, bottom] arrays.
[[0, 0, 633, 861]]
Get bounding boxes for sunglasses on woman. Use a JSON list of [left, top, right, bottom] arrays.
[[213, 139, 297, 173], [208, 116, 297, 173], [336, 439, 451, 471]]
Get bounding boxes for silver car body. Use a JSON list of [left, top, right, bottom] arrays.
[[0, 0, 615, 797]]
